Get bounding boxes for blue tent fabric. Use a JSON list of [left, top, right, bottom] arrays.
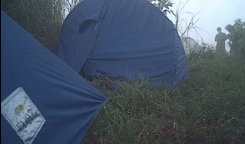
[[54, 0, 189, 88], [1, 11, 109, 144]]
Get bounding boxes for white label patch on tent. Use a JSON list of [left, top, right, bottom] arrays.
[[1, 87, 46, 144]]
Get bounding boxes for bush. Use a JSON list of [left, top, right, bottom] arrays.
[[226, 19, 245, 57]]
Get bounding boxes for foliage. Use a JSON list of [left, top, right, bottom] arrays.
[[2, 0, 244, 143], [1, 0, 64, 50], [147, 0, 173, 14], [1, 0, 86, 50], [226, 19, 245, 56], [83, 49, 245, 144]]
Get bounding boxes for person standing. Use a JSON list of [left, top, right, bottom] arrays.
[[215, 27, 227, 55]]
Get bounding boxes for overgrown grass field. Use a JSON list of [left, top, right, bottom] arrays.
[[83, 49, 245, 144], [2, 1, 244, 143]]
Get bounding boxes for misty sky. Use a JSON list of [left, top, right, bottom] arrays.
[[167, 0, 245, 51]]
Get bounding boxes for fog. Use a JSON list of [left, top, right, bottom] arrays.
[[167, 0, 245, 52]]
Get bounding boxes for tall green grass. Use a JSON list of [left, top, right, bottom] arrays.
[[83, 48, 245, 144], [2, 1, 244, 143], [1, 0, 84, 50], [2, 0, 64, 50]]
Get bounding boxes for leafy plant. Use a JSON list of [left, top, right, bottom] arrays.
[[226, 19, 245, 57], [147, 0, 173, 14]]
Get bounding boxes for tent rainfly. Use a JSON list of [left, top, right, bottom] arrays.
[[54, 0, 189, 88], [1, 10, 109, 144]]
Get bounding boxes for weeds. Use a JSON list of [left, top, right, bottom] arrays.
[[2, 0, 64, 50], [2, 0, 244, 143], [1, 0, 84, 51], [83, 50, 245, 144]]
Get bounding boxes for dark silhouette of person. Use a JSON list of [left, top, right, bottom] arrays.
[[215, 27, 227, 55]]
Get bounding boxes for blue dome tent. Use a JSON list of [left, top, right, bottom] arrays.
[[1, 11, 109, 144], [54, 0, 189, 88]]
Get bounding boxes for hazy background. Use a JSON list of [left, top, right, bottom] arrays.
[[167, 0, 245, 52]]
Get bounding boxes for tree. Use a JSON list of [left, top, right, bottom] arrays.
[[225, 19, 245, 56]]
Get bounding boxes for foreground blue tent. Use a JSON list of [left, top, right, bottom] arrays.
[[54, 0, 189, 88], [1, 11, 109, 144]]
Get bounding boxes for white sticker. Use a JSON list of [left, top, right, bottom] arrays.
[[1, 87, 46, 144]]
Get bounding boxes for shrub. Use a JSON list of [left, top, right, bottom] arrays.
[[226, 19, 245, 57]]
